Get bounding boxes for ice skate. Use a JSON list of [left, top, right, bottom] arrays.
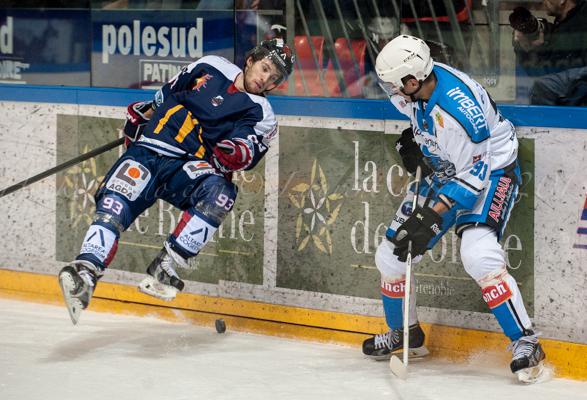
[[362, 323, 429, 361], [508, 330, 548, 384], [138, 243, 185, 301], [58, 260, 102, 325]]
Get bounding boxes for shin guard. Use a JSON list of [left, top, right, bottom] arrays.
[[167, 209, 219, 259], [479, 268, 532, 341]]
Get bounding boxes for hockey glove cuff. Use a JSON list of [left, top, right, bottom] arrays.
[[390, 206, 443, 262], [123, 101, 154, 146], [212, 138, 254, 173]]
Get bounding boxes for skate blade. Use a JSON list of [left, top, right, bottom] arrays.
[[369, 345, 430, 361], [58, 271, 83, 325], [138, 276, 178, 301], [516, 362, 551, 384]]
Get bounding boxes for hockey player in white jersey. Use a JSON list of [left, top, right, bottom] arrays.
[[362, 35, 546, 383]]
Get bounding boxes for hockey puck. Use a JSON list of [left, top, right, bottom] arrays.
[[215, 318, 226, 333]]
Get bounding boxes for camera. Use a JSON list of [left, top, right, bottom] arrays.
[[509, 6, 546, 41]]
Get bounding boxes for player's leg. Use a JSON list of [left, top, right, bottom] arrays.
[[460, 226, 545, 381], [457, 162, 545, 381], [138, 164, 237, 300], [59, 146, 159, 322], [363, 181, 452, 360]]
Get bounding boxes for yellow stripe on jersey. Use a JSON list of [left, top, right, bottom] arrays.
[[154, 104, 183, 134], [195, 146, 205, 158], [175, 113, 199, 143], [195, 126, 205, 158]]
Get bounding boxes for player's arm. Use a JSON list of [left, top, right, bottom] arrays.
[[388, 116, 490, 261], [211, 123, 275, 173], [211, 101, 278, 173], [122, 59, 211, 145], [121, 100, 155, 146], [435, 114, 491, 214]]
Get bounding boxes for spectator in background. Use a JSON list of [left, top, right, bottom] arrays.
[[512, 0, 587, 76], [530, 66, 587, 106], [367, 16, 400, 54]]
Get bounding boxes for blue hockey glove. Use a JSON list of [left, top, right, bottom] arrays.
[[390, 206, 442, 262]]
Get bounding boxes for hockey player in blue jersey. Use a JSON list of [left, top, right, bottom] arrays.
[[361, 35, 546, 383], [58, 39, 295, 324]]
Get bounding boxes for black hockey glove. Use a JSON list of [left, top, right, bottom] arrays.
[[122, 101, 153, 146], [395, 127, 432, 176], [390, 206, 443, 262]]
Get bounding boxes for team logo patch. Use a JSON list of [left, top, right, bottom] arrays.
[[175, 214, 217, 254], [435, 112, 444, 128], [80, 225, 117, 263], [183, 160, 221, 180], [482, 280, 512, 308], [488, 176, 513, 223], [400, 201, 414, 217], [106, 160, 150, 201], [211, 95, 224, 107], [192, 73, 212, 91], [381, 279, 405, 298]]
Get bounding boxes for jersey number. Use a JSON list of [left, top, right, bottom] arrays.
[[469, 160, 488, 180]]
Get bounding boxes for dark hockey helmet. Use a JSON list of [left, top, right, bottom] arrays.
[[246, 38, 295, 84]]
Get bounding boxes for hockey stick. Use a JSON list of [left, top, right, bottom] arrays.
[[0, 137, 124, 199], [390, 164, 422, 379]]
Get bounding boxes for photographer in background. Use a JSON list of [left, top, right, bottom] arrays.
[[511, 0, 587, 77]]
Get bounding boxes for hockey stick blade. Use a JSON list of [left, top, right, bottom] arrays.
[[390, 355, 407, 379]]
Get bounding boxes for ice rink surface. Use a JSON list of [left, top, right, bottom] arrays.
[[0, 298, 585, 400]]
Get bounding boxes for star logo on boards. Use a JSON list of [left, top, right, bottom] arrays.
[[288, 159, 344, 255], [60, 145, 105, 228]]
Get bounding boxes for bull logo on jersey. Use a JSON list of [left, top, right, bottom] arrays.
[[192, 73, 212, 92]]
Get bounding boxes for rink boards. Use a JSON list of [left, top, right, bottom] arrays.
[[0, 86, 585, 380]]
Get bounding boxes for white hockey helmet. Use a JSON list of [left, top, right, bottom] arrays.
[[375, 35, 434, 89]]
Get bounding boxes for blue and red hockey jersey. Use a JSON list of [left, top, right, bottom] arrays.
[[137, 55, 278, 170]]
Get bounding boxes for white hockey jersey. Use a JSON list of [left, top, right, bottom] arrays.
[[388, 62, 518, 210]]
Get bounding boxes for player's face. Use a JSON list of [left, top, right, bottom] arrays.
[[399, 78, 421, 100], [245, 57, 283, 94]]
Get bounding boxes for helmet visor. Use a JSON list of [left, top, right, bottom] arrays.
[[377, 76, 401, 96]]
